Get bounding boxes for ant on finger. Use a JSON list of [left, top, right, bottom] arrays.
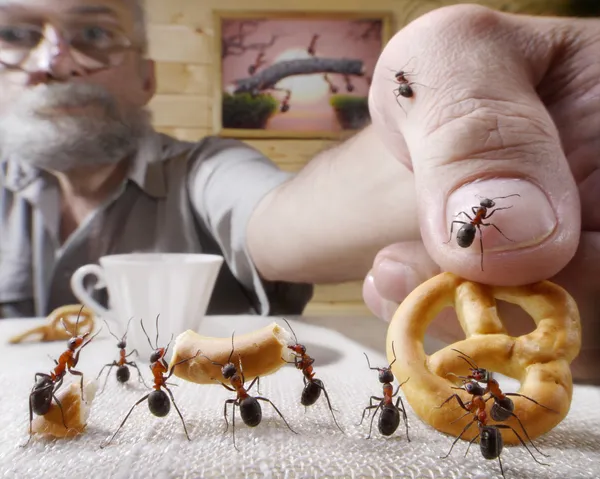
[[450, 349, 557, 421], [444, 194, 520, 271], [100, 315, 200, 447], [358, 342, 410, 440], [96, 317, 148, 394], [438, 389, 549, 479], [24, 305, 101, 446], [202, 332, 298, 451], [281, 318, 344, 433]]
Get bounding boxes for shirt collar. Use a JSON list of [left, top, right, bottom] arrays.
[[1, 129, 193, 200]]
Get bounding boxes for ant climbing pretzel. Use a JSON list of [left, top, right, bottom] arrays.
[[24, 305, 101, 446], [358, 342, 410, 440], [96, 317, 148, 394], [281, 318, 344, 433], [437, 377, 549, 459], [100, 315, 200, 447], [201, 332, 298, 451], [439, 387, 549, 479], [448, 349, 557, 425], [445, 194, 521, 271]]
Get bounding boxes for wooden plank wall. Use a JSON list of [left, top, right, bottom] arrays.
[[143, 0, 563, 315]]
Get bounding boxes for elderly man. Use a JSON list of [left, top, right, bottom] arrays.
[[0, 1, 598, 383], [0, 0, 418, 318]]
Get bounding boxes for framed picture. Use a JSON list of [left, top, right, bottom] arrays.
[[213, 11, 394, 139]]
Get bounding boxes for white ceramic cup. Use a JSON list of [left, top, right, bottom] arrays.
[[70, 253, 223, 361]]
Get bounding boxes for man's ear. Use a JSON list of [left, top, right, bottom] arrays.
[[140, 58, 156, 104]]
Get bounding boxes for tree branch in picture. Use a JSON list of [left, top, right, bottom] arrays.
[[221, 20, 281, 59], [231, 58, 365, 94]]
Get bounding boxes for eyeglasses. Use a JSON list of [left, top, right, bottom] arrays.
[[0, 20, 138, 77]]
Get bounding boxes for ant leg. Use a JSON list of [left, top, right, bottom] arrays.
[[440, 418, 476, 459], [495, 408, 550, 457], [246, 376, 260, 394], [52, 394, 68, 430], [482, 206, 513, 221], [394, 91, 407, 115], [96, 361, 116, 380], [367, 403, 382, 439], [100, 394, 149, 448], [219, 381, 236, 392], [166, 350, 201, 380], [481, 221, 516, 243], [450, 409, 473, 425], [395, 395, 411, 442], [464, 433, 480, 457], [477, 225, 484, 271], [99, 363, 117, 394], [255, 396, 298, 435], [498, 455, 506, 479], [314, 380, 344, 434], [435, 393, 470, 412], [125, 349, 139, 358], [494, 425, 550, 466], [223, 399, 239, 451], [163, 385, 191, 441], [67, 368, 85, 399], [504, 392, 557, 413], [444, 220, 468, 244], [358, 405, 379, 428], [126, 361, 149, 388]]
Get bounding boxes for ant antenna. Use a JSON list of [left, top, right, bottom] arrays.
[[474, 193, 521, 201], [281, 318, 298, 345], [103, 319, 121, 343], [122, 317, 135, 342], [154, 314, 160, 349], [389, 341, 398, 368], [164, 333, 175, 358], [451, 348, 479, 369], [140, 318, 155, 350], [363, 352, 378, 371], [227, 331, 236, 365]]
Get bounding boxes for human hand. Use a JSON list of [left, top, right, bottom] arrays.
[[363, 5, 600, 382]]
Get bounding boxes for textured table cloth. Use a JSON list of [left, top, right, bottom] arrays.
[[1, 314, 598, 479]]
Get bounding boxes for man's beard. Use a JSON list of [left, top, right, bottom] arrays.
[[0, 83, 152, 172]]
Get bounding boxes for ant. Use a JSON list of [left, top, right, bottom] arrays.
[[201, 332, 297, 451], [444, 194, 520, 271], [281, 318, 344, 433], [450, 348, 556, 421], [100, 315, 200, 447], [439, 389, 549, 479], [248, 51, 266, 75], [307, 33, 319, 56], [96, 317, 148, 394], [24, 306, 100, 446], [358, 342, 410, 440]]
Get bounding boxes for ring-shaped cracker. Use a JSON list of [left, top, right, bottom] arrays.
[[386, 272, 581, 445]]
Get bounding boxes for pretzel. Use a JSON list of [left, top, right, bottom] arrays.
[[170, 322, 295, 384], [30, 380, 98, 438], [9, 304, 95, 344], [386, 272, 581, 445]]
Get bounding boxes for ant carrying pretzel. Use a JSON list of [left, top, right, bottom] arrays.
[[24, 305, 100, 446], [100, 315, 200, 447], [96, 317, 148, 394], [438, 386, 549, 479], [358, 342, 410, 440], [201, 331, 297, 451], [281, 318, 344, 433], [445, 194, 520, 271]]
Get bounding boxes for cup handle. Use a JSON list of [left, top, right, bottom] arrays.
[[70, 264, 114, 322]]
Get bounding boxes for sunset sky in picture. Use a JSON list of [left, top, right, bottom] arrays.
[[221, 19, 383, 131]]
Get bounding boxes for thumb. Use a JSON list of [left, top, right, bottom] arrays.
[[369, 5, 580, 285]]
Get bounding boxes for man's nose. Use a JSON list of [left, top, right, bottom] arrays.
[[25, 26, 87, 84]]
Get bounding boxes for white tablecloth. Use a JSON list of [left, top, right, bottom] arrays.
[[1, 315, 599, 479]]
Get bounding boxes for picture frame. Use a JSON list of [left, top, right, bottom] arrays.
[[212, 10, 394, 139]]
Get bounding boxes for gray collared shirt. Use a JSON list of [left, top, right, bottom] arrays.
[[0, 131, 313, 319]]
